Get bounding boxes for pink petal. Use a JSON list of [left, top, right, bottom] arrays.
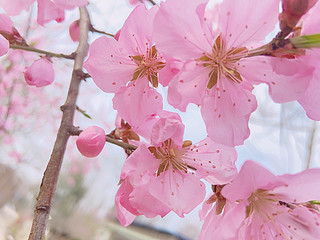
[[76, 126, 105, 158], [301, 0, 320, 35], [130, 185, 171, 218], [84, 36, 135, 93], [113, 81, 163, 130], [149, 170, 206, 217], [118, 5, 158, 55], [0, 34, 9, 56], [153, 0, 212, 60], [240, 56, 313, 103], [185, 138, 238, 184], [37, 0, 65, 25], [201, 202, 246, 240], [151, 110, 184, 146], [0, 14, 14, 33], [267, 57, 313, 103], [167, 61, 209, 111], [115, 180, 137, 226], [201, 80, 257, 146], [272, 168, 320, 203], [120, 144, 158, 186], [298, 54, 320, 120], [221, 161, 284, 202], [23, 57, 55, 87], [158, 57, 182, 87], [1, 0, 34, 16], [218, 0, 280, 48]]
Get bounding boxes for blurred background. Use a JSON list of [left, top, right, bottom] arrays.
[[0, 0, 319, 239]]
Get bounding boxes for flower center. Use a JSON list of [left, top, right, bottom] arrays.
[[129, 45, 166, 88], [198, 35, 248, 89], [148, 139, 192, 176], [246, 189, 277, 217]]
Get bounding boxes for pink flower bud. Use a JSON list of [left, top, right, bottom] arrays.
[[69, 20, 80, 42], [24, 57, 55, 87], [76, 126, 105, 158]]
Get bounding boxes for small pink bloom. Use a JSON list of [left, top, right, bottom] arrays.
[[115, 112, 237, 225], [200, 161, 320, 240], [24, 57, 55, 87], [84, 5, 176, 134], [76, 126, 105, 158], [69, 20, 80, 42]]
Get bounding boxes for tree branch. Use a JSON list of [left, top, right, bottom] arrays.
[[28, 7, 90, 240], [10, 44, 76, 59]]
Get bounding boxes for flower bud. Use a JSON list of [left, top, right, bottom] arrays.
[[76, 126, 105, 158], [69, 20, 80, 42], [280, 0, 318, 36], [24, 57, 55, 87]]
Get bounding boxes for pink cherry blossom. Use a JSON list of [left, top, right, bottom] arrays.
[[24, 57, 55, 87], [1, 0, 87, 25], [76, 126, 105, 158], [199, 160, 320, 240], [84, 5, 176, 134], [154, 0, 310, 146], [115, 111, 237, 225]]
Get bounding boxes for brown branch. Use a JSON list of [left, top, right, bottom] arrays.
[[147, 0, 157, 5], [28, 7, 90, 240], [10, 44, 76, 59], [89, 25, 114, 37], [69, 126, 138, 151]]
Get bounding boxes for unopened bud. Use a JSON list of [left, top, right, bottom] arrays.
[[279, 0, 318, 37], [76, 126, 106, 158]]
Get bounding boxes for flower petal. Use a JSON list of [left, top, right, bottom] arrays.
[[84, 36, 135, 93], [218, 0, 280, 48], [201, 80, 257, 146]]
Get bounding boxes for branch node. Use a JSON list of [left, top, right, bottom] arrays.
[[36, 205, 50, 212]]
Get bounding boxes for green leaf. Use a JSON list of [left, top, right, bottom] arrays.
[[82, 112, 92, 119], [290, 34, 320, 49]]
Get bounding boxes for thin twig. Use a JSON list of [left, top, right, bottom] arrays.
[[10, 44, 76, 59], [147, 0, 157, 6], [69, 126, 137, 151], [89, 25, 114, 37], [28, 7, 90, 240]]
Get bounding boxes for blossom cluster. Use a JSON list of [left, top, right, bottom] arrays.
[[1, 0, 320, 239], [83, 0, 320, 239]]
